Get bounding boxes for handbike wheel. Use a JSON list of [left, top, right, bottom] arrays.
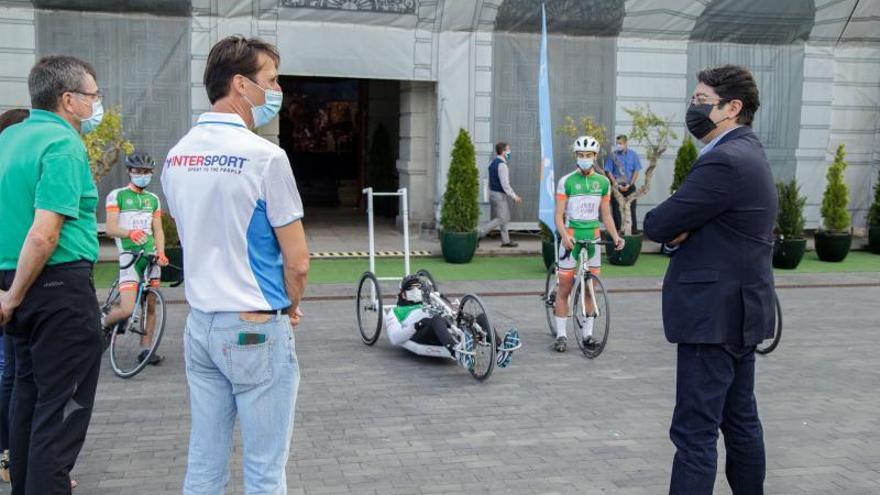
[[573, 274, 610, 359], [110, 287, 166, 378], [356, 272, 383, 345], [544, 263, 558, 337], [457, 294, 496, 381], [757, 292, 782, 355]]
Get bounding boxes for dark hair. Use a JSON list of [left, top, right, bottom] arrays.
[[616, 135, 627, 142], [0, 108, 29, 134], [495, 141, 509, 155], [28, 55, 96, 111], [204, 36, 281, 105], [697, 65, 760, 126]]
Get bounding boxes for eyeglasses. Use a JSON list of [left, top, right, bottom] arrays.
[[71, 89, 103, 102], [687, 95, 728, 105]]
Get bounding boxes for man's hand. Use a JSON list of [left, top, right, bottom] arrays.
[[0, 289, 21, 325], [514, 195, 523, 204], [561, 232, 574, 251], [289, 307, 304, 327], [668, 231, 690, 247], [613, 236, 626, 251], [128, 230, 148, 245], [157, 252, 169, 267]]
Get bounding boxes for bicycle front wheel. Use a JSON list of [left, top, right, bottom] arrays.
[[356, 272, 383, 345], [457, 294, 496, 381], [573, 274, 610, 359], [757, 293, 782, 355], [110, 287, 166, 379]]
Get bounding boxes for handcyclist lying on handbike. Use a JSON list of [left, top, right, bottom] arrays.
[[383, 275, 520, 368]]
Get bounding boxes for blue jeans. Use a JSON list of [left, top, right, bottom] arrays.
[[183, 309, 299, 495]]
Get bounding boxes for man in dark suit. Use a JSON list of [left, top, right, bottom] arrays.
[[644, 65, 777, 495]]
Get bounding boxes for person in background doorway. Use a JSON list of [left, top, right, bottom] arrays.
[[604, 135, 642, 233], [478, 141, 522, 247]]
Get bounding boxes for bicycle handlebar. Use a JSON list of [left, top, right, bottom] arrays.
[[119, 249, 158, 270]]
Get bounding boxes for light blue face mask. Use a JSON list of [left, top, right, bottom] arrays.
[[244, 78, 282, 128], [79, 98, 104, 135], [505, 151, 511, 161], [131, 173, 152, 188], [577, 158, 594, 171]]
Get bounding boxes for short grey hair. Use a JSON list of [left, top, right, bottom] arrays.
[[28, 55, 97, 111]]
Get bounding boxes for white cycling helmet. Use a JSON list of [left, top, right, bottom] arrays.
[[572, 135, 600, 153]]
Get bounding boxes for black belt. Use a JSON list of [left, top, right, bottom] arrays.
[[253, 308, 289, 315]]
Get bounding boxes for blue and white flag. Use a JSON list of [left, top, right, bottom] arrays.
[[537, 3, 556, 236]]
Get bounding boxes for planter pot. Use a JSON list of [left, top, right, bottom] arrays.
[[814, 231, 852, 262], [440, 230, 478, 264], [541, 240, 556, 269], [772, 237, 807, 269], [869, 225, 880, 254], [607, 234, 642, 266], [160, 247, 184, 283]]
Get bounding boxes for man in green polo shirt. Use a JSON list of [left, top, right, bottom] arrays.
[[0, 55, 104, 495]]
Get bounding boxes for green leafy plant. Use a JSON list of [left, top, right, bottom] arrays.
[[776, 180, 806, 238], [559, 115, 609, 171], [83, 107, 134, 184], [868, 167, 880, 227], [161, 211, 180, 248], [440, 128, 479, 232], [820, 144, 851, 232], [671, 136, 698, 193]]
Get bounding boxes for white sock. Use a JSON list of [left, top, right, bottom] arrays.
[[555, 317, 567, 339], [583, 317, 595, 339]]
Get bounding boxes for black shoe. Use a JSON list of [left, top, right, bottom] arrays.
[[553, 336, 567, 352], [137, 350, 164, 365], [500, 242, 519, 248], [582, 336, 600, 351]]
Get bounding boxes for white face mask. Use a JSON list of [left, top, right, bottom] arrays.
[[404, 288, 423, 303], [577, 158, 594, 171]]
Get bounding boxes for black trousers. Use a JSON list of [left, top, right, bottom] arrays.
[[411, 315, 454, 347], [669, 344, 765, 495], [1, 262, 102, 495], [611, 186, 638, 233]]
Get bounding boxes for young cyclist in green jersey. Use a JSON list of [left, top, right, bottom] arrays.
[[102, 153, 169, 365], [553, 136, 625, 352]]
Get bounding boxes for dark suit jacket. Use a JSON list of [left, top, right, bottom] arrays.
[[644, 126, 777, 346]]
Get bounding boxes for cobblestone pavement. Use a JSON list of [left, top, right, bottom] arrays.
[[1, 285, 878, 494]]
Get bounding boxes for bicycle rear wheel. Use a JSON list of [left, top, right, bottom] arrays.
[[544, 263, 558, 337], [110, 287, 166, 378], [757, 292, 782, 355], [573, 274, 610, 359], [356, 272, 383, 345], [457, 294, 496, 381]]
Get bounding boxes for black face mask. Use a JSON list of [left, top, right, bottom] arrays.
[[686, 103, 718, 141]]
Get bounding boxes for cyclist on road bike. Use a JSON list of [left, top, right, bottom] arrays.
[[553, 136, 624, 352], [101, 152, 169, 365], [383, 275, 520, 369]]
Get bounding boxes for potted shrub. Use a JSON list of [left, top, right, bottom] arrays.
[[773, 179, 807, 269], [439, 129, 480, 263], [670, 136, 698, 194], [160, 212, 184, 283], [539, 222, 555, 269], [815, 144, 852, 262], [84, 107, 134, 185], [868, 167, 880, 254]]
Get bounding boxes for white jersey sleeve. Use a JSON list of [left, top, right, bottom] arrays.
[[263, 150, 304, 228], [384, 307, 414, 346]]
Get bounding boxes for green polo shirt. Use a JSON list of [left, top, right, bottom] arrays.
[[0, 109, 99, 269]]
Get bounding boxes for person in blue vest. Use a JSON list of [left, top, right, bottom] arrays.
[[604, 134, 642, 233], [478, 141, 522, 247]]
